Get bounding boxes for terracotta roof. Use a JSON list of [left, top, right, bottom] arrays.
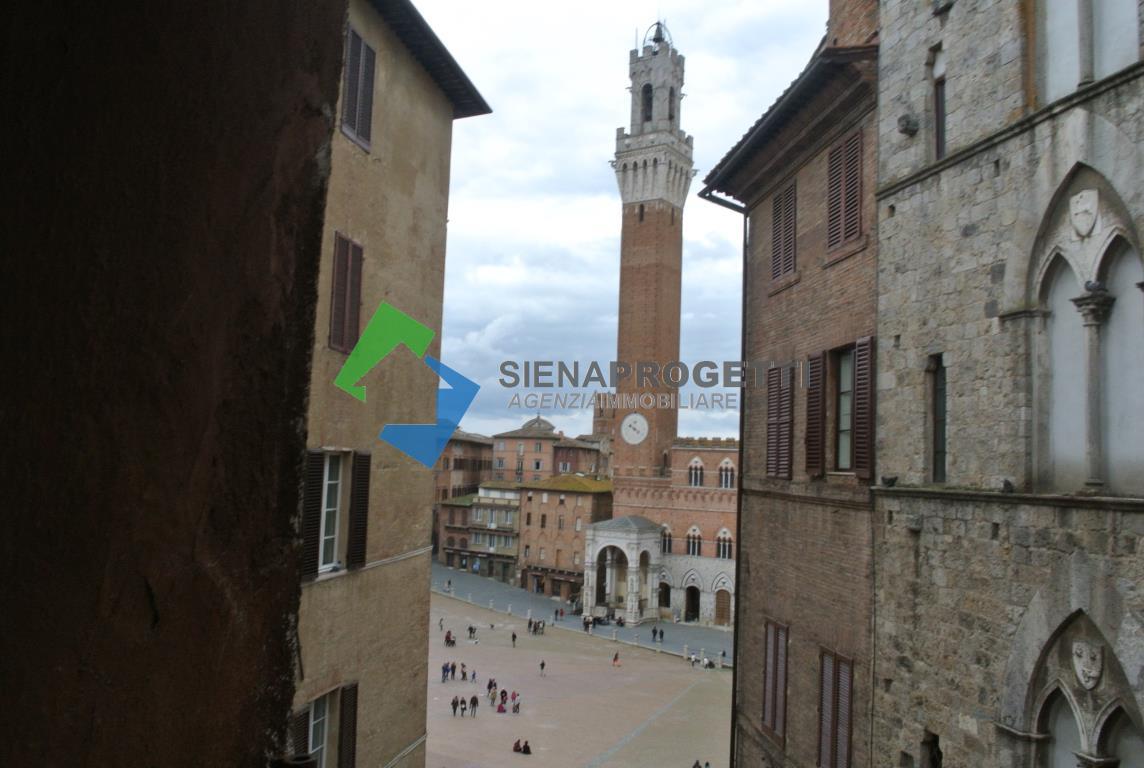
[[702, 43, 877, 198], [367, 0, 491, 119], [494, 416, 560, 439], [518, 475, 612, 494], [439, 493, 477, 507], [554, 437, 600, 450], [449, 428, 493, 446]]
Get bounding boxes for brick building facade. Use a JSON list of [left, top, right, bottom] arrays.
[[702, 10, 879, 763], [517, 475, 614, 603], [439, 482, 521, 583]]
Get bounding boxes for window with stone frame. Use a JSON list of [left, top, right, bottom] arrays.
[[1036, 0, 1140, 105], [771, 182, 796, 280], [661, 528, 673, 554], [688, 460, 704, 487], [686, 531, 702, 556]]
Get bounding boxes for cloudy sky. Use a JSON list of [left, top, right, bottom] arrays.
[[413, 0, 827, 438]]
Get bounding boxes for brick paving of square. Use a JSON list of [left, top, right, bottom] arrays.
[[426, 592, 732, 768]]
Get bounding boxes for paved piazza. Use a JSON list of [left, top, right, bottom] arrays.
[[426, 592, 732, 767]]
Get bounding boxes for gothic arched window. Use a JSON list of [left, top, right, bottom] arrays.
[[641, 83, 653, 122], [688, 460, 704, 487], [661, 528, 672, 554]]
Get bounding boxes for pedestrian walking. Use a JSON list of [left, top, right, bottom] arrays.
[[554, 609, 558, 622], [459, 698, 467, 717], [446, 579, 452, 592], [451, 696, 459, 716], [472, 669, 477, 685], [539, 659, 546, 676], [612, 651, 620, 667], [439, 617, 444, 631], [450, 662, 457, 680], [527, 618, 533, 633], [470, 695, 478, 717], [660, 629, 665, 644], [512, 631, 517, 647]]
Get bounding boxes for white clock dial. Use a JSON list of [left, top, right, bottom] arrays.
[[620, 413, 649, 445]]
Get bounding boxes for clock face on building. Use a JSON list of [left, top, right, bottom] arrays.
[[620, 413, 649, 445]]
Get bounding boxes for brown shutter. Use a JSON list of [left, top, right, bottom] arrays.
[[775, 625, 788, 738], [343, 29, 362, 132], [330, 234, 350, 350], [766, 368, 781, 477], [805, 352, 825, 477], [771, 194, 783, 281], [301, 450, 324, 580], [827, 144, 844, 249], [819, 653, 835, 766], [358, 43, 375, 143], [346, 452, 370, 569], [835, 661, 852, 768], [291, 709, 311, 757], [852, 336, 875, 480], [778, 369, 793, 479], [782, 184, 796, 275], [842, 132, 862, 243], [347, 243, 363, 348], [338, 684, 359, 768]]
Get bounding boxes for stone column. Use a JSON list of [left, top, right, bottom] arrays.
[[604, 549, 615, 603], [627, 573, 641, 623], [1077, 0, 1095, 85], [1072, 288, 1115, 489]]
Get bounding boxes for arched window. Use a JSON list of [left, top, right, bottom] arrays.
[[688, 460, 704, 487], [1039, 690, 1083, 768], [661, 528, 672, 554], [459, 537, 468, 550], [1099, 240, 1144, 494], [719, 461, 736, 489], [716, 533, 733, 559], [445, 536, 454, 548], [668, 86, 675, 121], [1099, 709, 1144, 768], [686, 528, 702, 556], [1041, 257, 1086, 490], [641, 83, 653, 122]]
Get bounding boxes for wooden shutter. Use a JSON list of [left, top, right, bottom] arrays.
[[771, 194, 784, 281], [766, 368, 781, 477], [775, 625, 788, 738], [819, 653, 835, 766], [346, 452, 370, 569], [778, 369, 793, 479], [338, 684, 359, 768], [852, 336, 875, 480], [330, 234, 350, 350], [842, 132, 862, 243], [358, 43, 375, 143], [782, 184, 796, 275], [763, 622, 776, 729], [805, 352, 825, 477], [342, 29, 362, 132], [291, 710, 311, 757], [835, 661, 852, 768], [347, 242, 363, 348], [770, 185, 797, 280], [827, 144, 844, 249], [301, 450, 324, 580]]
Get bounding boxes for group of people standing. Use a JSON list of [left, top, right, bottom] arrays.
[[440, 660, 475, 684]]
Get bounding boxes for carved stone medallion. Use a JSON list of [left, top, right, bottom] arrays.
[[1070, 189, 1098, 238], [1072, 640, 1103, 690]]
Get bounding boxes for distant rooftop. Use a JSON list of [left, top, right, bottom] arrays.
[[590, 515, 662, 534], [450, 428, 493, 446], [439, 493, 477, 507], [519, 475, 612, 494], [478, 480, 521, 491], [494, 416, 561, 440]]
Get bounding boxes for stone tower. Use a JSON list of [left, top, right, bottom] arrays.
[[611, 21, 694, 477]]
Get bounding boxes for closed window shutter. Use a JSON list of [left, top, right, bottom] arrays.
[[301, 450, 324, 580], [771, 194, 784, 281], [346, 452, 370, 569], [842, 132, 862, 243], [775, 625, 788, 738], [342, 29, 362, 133], [805, 352, 825, 477], [763, 622, 776, 729], [338, 684, 359, 768], [827, 144, 844, 249], [347, 242, 363, 348], [766, 368, 782, 477], [330, 235, 350, 350], [357, 44, 375, 143], [291, 710, 311, 757], [782, 184, 796, 275], [852, 336, 875, 480], [819, 653, 835, 767], [779, 369, 793, 479], [835, 661, 852, 768]]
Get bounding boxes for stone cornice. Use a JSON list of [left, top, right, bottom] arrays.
[[873, 485, 1144, 511]]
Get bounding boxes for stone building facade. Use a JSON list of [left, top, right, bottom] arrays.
[[518, 475, 614, 603], [290, 1, 488, 766], [439, 482, 521, 583], [702, 10, 879, 764], [594, 23, 740, 629], [431, 429, 492, 558], [871, 0, 1144, 764], [492, 416, 564, 482]]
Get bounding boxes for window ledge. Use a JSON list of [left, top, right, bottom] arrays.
[[823, 235, 868, 268], [767, 271, 801, 297], [308, 567, 349, 586], [340, 124, 372, 154]]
